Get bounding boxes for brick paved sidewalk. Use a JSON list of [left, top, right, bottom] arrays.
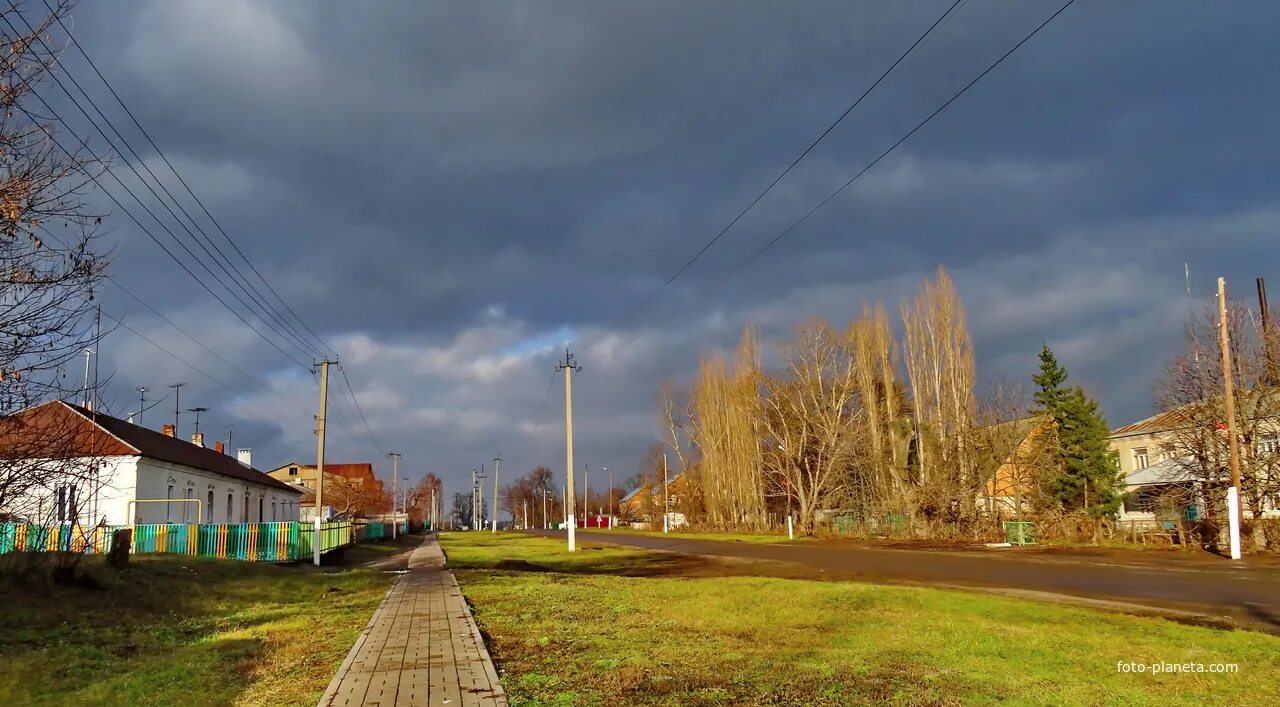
[[319, 535, 506, 706]]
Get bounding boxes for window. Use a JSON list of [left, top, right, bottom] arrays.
[[184, 487, 194, 523], [289, 466, 298, 476], [166, 483, 174, 523], [258, 496, 264, 523], [244, 492, 250, 523], [227, 492, 234, 522], [207, 489, 215, 522], [55, 484, 78, 523], [1258, 436, 1279, 456], [1133, 448, 1149, 470], [271, 501, 277, 521]]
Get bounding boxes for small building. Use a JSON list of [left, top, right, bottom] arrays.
[[264, 461, 387, 519], [0, 401, 304, 525], [617, 473, 687, 527]]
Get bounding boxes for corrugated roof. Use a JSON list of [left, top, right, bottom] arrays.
[[1122, 457, 1198, 486], [1, 402, 302, 494], [1111, 407, 1195, 436]]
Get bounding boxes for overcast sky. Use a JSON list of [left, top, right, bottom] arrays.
[[44, 1, 1280, 500]]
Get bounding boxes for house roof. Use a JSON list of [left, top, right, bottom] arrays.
[[1, 401, 302, 494], [1111, 407, 1195, 437], [1122, 457, 1200, 487]]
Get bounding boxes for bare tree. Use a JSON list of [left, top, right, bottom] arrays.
[[759, 320, 862, 534], [1156, 302, 1280, 548], [0, 2, 110, 567], [901, 266, 977, 526]]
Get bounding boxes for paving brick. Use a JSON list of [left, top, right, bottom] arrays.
[[320, 536, 506, 706]]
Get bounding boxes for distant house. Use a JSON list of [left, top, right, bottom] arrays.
[[1109, 405, 1280, 523], [618, 473, 687, 527], [981, 416, 1053, 516], [0, 401, 303, 525], [264, 461, 386, 519]]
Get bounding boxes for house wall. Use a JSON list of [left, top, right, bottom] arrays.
[[132, 457, 303, 524], [0, 455, 138, 525], [1110, 430, 1178, 477]]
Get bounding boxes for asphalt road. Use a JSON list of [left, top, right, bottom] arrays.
[[534, 530, 1280, 629]]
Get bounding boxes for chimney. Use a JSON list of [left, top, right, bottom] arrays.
[[237, 448, 252, 467], [214, 441, 225, 455], [162, 424, 176, 438], [191, 432, 204, 447]]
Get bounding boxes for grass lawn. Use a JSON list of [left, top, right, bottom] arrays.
[[441, 532, 1280, 706], [0, 552, 393, 706]]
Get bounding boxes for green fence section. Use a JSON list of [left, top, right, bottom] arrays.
[[1004, 521, 1036, 545], [1, 520, 365, 562]]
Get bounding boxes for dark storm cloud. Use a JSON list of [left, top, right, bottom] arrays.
[[48, 0, 1280, 494]]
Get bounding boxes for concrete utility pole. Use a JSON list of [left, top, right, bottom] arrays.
[[556, 348, 582, 552], [605, 466, 612, 528], [478, 463, 486, 531], [169, 382, 186, 437], [583, 463, 589, 527], [471, 468, 478, 530], [492, 455, 501, 532], [1217, 278, 1244, 560], [314, 358, 335, 566], [387, 452, 401, 539]]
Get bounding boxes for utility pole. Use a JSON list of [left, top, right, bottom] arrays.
[[471, 468, 478, 530], [492, 455, 501, 532], [1217, 278, 1244, 561], [1260, 277, 1275, 385], [543, 488, 549, 530], [478, 463, 486, 531], [313, 358, 335, 566], [583, 463, 589, 528], [556, 348, 582, 552], [522, 500, 528, 530], [387, 452, 401, 539], [169, 382, 186, 437], [662, 451, 669, 533], [81, 348, 95, 408], [136, 387, 148, 426], [605, 466, 612, 529]]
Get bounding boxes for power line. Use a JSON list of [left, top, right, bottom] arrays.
[[729, 1, 1076, 273], [603, 0, 967, 334], [0, 25, 313, 372], [99, 311, 247, 397], [9, 9, 323, 363], [594, 0, 1076, 361], [39, 0, 337, 358], [336, 365, 383, 453]]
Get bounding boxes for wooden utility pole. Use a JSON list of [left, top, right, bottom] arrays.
[[557, 348, 581, 551], [662, 452, 669, 533], [314, 358, 334, 566], [387, 452, 401, 539], [1217, 278, 1244, 560], [492, 455, 501, 532]]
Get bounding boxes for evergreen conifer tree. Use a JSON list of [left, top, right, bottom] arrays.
[[1031, 345, 1121, 515]]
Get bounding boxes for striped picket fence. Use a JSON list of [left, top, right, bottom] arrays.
[[1, 520, 358, 562]]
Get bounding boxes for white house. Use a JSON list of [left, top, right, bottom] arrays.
[[0, 401, 304, 525]]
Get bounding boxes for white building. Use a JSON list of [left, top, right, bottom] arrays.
[[0, 401, 304, 525]]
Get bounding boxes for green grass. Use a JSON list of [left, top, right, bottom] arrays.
[[0, 553, 393, 706], [441, 532, 1280, 706]]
